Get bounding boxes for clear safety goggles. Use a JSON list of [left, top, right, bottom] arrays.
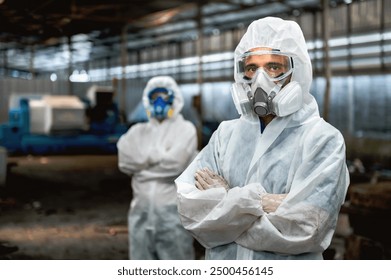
[[236, 50, 294, 83], [148, 87, 174, 103]]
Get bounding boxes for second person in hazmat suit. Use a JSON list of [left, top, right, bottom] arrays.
[[117, 76, 197, 260], [175, 17, 350, 260]]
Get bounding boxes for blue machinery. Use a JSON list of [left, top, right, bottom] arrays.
[[0, 95, 128, 155]]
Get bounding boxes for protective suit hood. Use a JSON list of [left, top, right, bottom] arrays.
[[234, 17, 312, 101], [142, 75, 184, 119]]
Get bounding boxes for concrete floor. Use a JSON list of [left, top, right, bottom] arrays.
[[0, 154, 131, 259]]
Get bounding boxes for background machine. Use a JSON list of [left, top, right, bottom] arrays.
[[0, 86, 128, 155]]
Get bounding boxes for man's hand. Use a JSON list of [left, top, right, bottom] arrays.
[[194, 168, 230, 191], [261, 193, 287, 213]]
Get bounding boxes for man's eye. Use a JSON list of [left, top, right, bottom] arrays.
[[267, 63, 282, 71], [265, 63, 286, 76], [244, 65, 258, 73]]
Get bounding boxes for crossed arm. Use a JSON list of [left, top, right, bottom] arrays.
[[194, 167, 287, 213]]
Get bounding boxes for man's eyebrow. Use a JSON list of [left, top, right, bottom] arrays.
[[244, 62, 258, 68], [266, 61, 284, 65], [245, 61, 283, 67]]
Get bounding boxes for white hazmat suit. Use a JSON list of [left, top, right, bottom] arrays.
[[175, 17, 350, 260], [117, 76, 197, 259]]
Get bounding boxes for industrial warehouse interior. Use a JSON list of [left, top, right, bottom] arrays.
[[0, 0, 390, 263]]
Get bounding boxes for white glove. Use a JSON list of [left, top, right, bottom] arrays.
[[194, 168, 230, 191], [261, 193, 287, 213]]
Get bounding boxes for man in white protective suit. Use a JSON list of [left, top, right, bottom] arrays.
[[175, 17, 350, 260], [117, 76, 197, 260]]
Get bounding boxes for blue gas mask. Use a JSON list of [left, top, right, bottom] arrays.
[[148, 87, 174, 120]]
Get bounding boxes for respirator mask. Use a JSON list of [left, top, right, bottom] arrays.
[[231, 49, 303, 118], [148, 87, 174, 120]]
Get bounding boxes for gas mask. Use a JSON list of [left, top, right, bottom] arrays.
[[232, 50, 303, 118], [148, 87, 174, 120]]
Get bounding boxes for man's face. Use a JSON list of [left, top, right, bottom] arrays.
[[147, 87, 174, 121], [242, 47, 292, 85]]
